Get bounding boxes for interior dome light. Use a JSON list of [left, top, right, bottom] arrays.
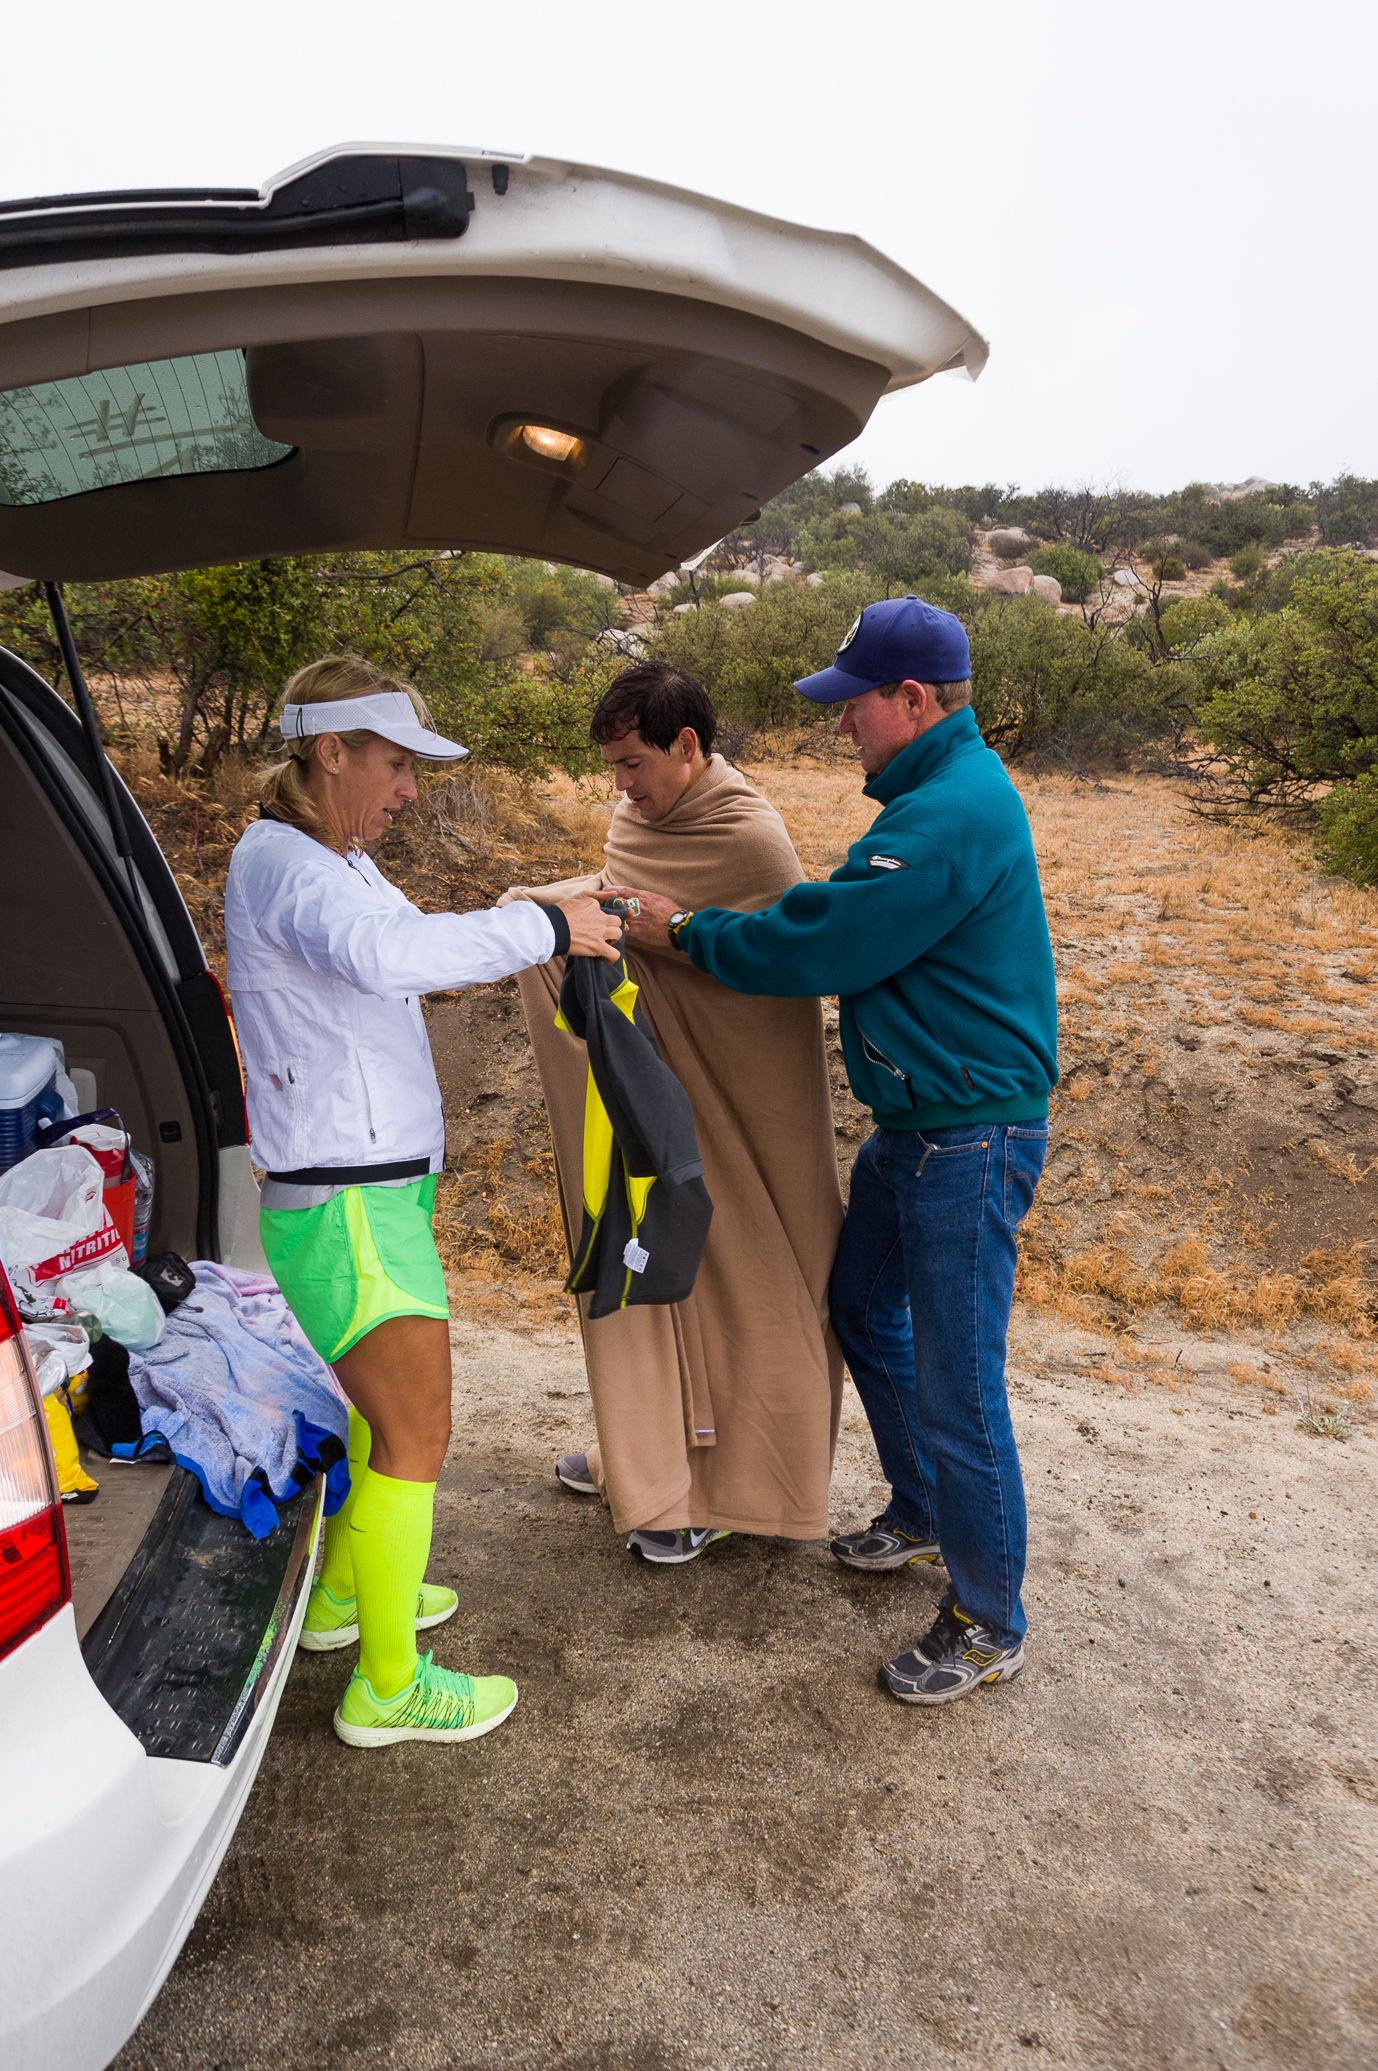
[[521, 424, 579, 462]]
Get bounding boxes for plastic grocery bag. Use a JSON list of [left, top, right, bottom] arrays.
[[0, 1143, 163, 1350], [0, 1146, 125, 1287], [22, 1316, 91, 1378], [63, 1260, 165, 1352]]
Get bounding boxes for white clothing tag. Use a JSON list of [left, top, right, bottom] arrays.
[[623, 1239, 650, 1274]]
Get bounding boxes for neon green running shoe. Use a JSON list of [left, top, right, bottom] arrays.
[[298, 1581, 458, 1653], [333, 1650, 518, 1749]]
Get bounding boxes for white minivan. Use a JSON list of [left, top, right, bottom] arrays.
[[0, 142, 985, 2070]]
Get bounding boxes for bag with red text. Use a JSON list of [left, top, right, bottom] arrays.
[[0, 1144, 164, 1349]]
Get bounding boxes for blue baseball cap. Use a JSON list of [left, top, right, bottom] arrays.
[[795, 595, 971, 704]]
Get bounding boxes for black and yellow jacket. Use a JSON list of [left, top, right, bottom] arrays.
[[556, 948, 713, 1319]]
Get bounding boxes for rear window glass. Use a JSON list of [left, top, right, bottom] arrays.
[[0, 350, 292, 505]]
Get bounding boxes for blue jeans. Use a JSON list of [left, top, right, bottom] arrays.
[[829, 1123, 1048, 1649]]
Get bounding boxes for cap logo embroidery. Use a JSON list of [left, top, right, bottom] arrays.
[[837, 612, 863, 653]]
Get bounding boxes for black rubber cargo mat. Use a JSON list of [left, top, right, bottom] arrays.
[[81, 1468, 317, 1763]]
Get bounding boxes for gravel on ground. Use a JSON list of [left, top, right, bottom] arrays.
[[115, 1308, 1378, 2071]]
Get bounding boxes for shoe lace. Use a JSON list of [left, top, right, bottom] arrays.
[[408, 1650, 476, 1728], [918, 1605, 967, 1662]]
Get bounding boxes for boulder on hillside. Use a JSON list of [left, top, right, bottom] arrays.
[[719, 590, 758, 611], [1031, 573, 1062, 605], [1204, 476, 1277, 503], [1112, 567, 1145, 589], [988, 526, 1035, 559], [595, 626, 648, 658], [838, 502, 863, 518], [989, 566, 1035, 596], [805, 572, 825, 587], [673, 601, 696, 615]]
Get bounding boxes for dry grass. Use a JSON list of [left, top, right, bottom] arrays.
[[109, 745, 266, 976], [423, 766, 610, 880], [1019, 774, 1378, 1043], [1015, 1231, 1373, 1336], [738, 758, 1378, 1372]]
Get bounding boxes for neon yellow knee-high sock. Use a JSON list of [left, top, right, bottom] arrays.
[[348, 1470, 436, 1698], [318, 1408, 371, 1600]]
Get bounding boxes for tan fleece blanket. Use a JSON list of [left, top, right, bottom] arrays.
[[506, 754, 844, 1537]]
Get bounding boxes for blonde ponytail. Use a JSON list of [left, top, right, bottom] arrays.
[[259, 655, 435, 845]]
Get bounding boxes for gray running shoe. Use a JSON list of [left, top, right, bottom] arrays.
[[880, 1604, 1025, 1706], [555, 1452, 599, 1495], [627, 1527, 732, 1565], [831, 1515, 942, 1571]]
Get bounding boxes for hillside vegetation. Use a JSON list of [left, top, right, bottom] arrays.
[[4, 467, 1377, 880]]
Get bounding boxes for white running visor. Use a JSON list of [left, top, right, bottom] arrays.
[[279, 690, 468, 760]]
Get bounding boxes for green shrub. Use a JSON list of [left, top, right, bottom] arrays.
[[1177, 539, 1213, 569], [643, 573, 874, 728], [797, 505, 971, 587], [1229, 543, 1267, 581], [1027, 543, 1102, 602], [442, 653, 613, 780], [1316, 770, 1378, 882], [1156, 555, 1186, 583], [1319, 506, 1372, 547], [1315, 475, 1378, 548], [1195, 495, 1287, 558], [1154, 596, 1231, 654], [1282, 502, 1316, 540], [497, 558, 615, 648], [1192, 555, 1378, 827], [968, 597, 1183, 762], [875, 478, 933, 516], [735, 466, 875, 557]]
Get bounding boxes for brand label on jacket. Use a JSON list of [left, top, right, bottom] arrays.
[[868, 854, 908, 870]]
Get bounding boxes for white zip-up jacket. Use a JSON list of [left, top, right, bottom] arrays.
[[225, 818, 559, 1176]]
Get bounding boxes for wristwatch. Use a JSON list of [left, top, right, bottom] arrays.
[[666, 910, 694, 951]]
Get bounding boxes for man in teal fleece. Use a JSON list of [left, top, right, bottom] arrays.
[[607, 595, 1057, 1706]]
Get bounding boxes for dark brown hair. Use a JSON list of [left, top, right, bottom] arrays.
[[590, 663, 717, 758]]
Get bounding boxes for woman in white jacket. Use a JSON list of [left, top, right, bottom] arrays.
[[225, 655, 620, 1749]]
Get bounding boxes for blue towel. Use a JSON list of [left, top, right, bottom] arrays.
[[127, 1261, 350, 1539]]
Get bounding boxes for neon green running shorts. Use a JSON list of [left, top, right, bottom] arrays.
[[260, 1175, 449, 1364]]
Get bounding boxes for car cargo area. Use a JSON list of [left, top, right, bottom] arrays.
[[0, 694, 204, 1259], [0, 637, 320, 1753]]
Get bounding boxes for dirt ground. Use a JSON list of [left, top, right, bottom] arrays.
[[115, 1314, 1376, 2071], [112, 745, 1378, 2070]]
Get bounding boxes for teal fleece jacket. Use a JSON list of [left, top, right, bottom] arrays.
[[687, 708, 1059, 1129]]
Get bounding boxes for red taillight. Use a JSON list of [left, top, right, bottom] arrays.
[[0, 1264, 70, 1663]]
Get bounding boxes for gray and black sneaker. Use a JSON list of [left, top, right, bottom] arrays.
[[628, 1527, 732, 1565], [880, 1604, 1025, 1706], [555, 1452, 599, 1495], [831, 1515, 942, 1571]]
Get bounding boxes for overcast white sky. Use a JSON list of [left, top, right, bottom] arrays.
[[6, 1, 1371, 498]]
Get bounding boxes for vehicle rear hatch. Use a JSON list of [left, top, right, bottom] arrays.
[[0, 143, 986, 587]]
